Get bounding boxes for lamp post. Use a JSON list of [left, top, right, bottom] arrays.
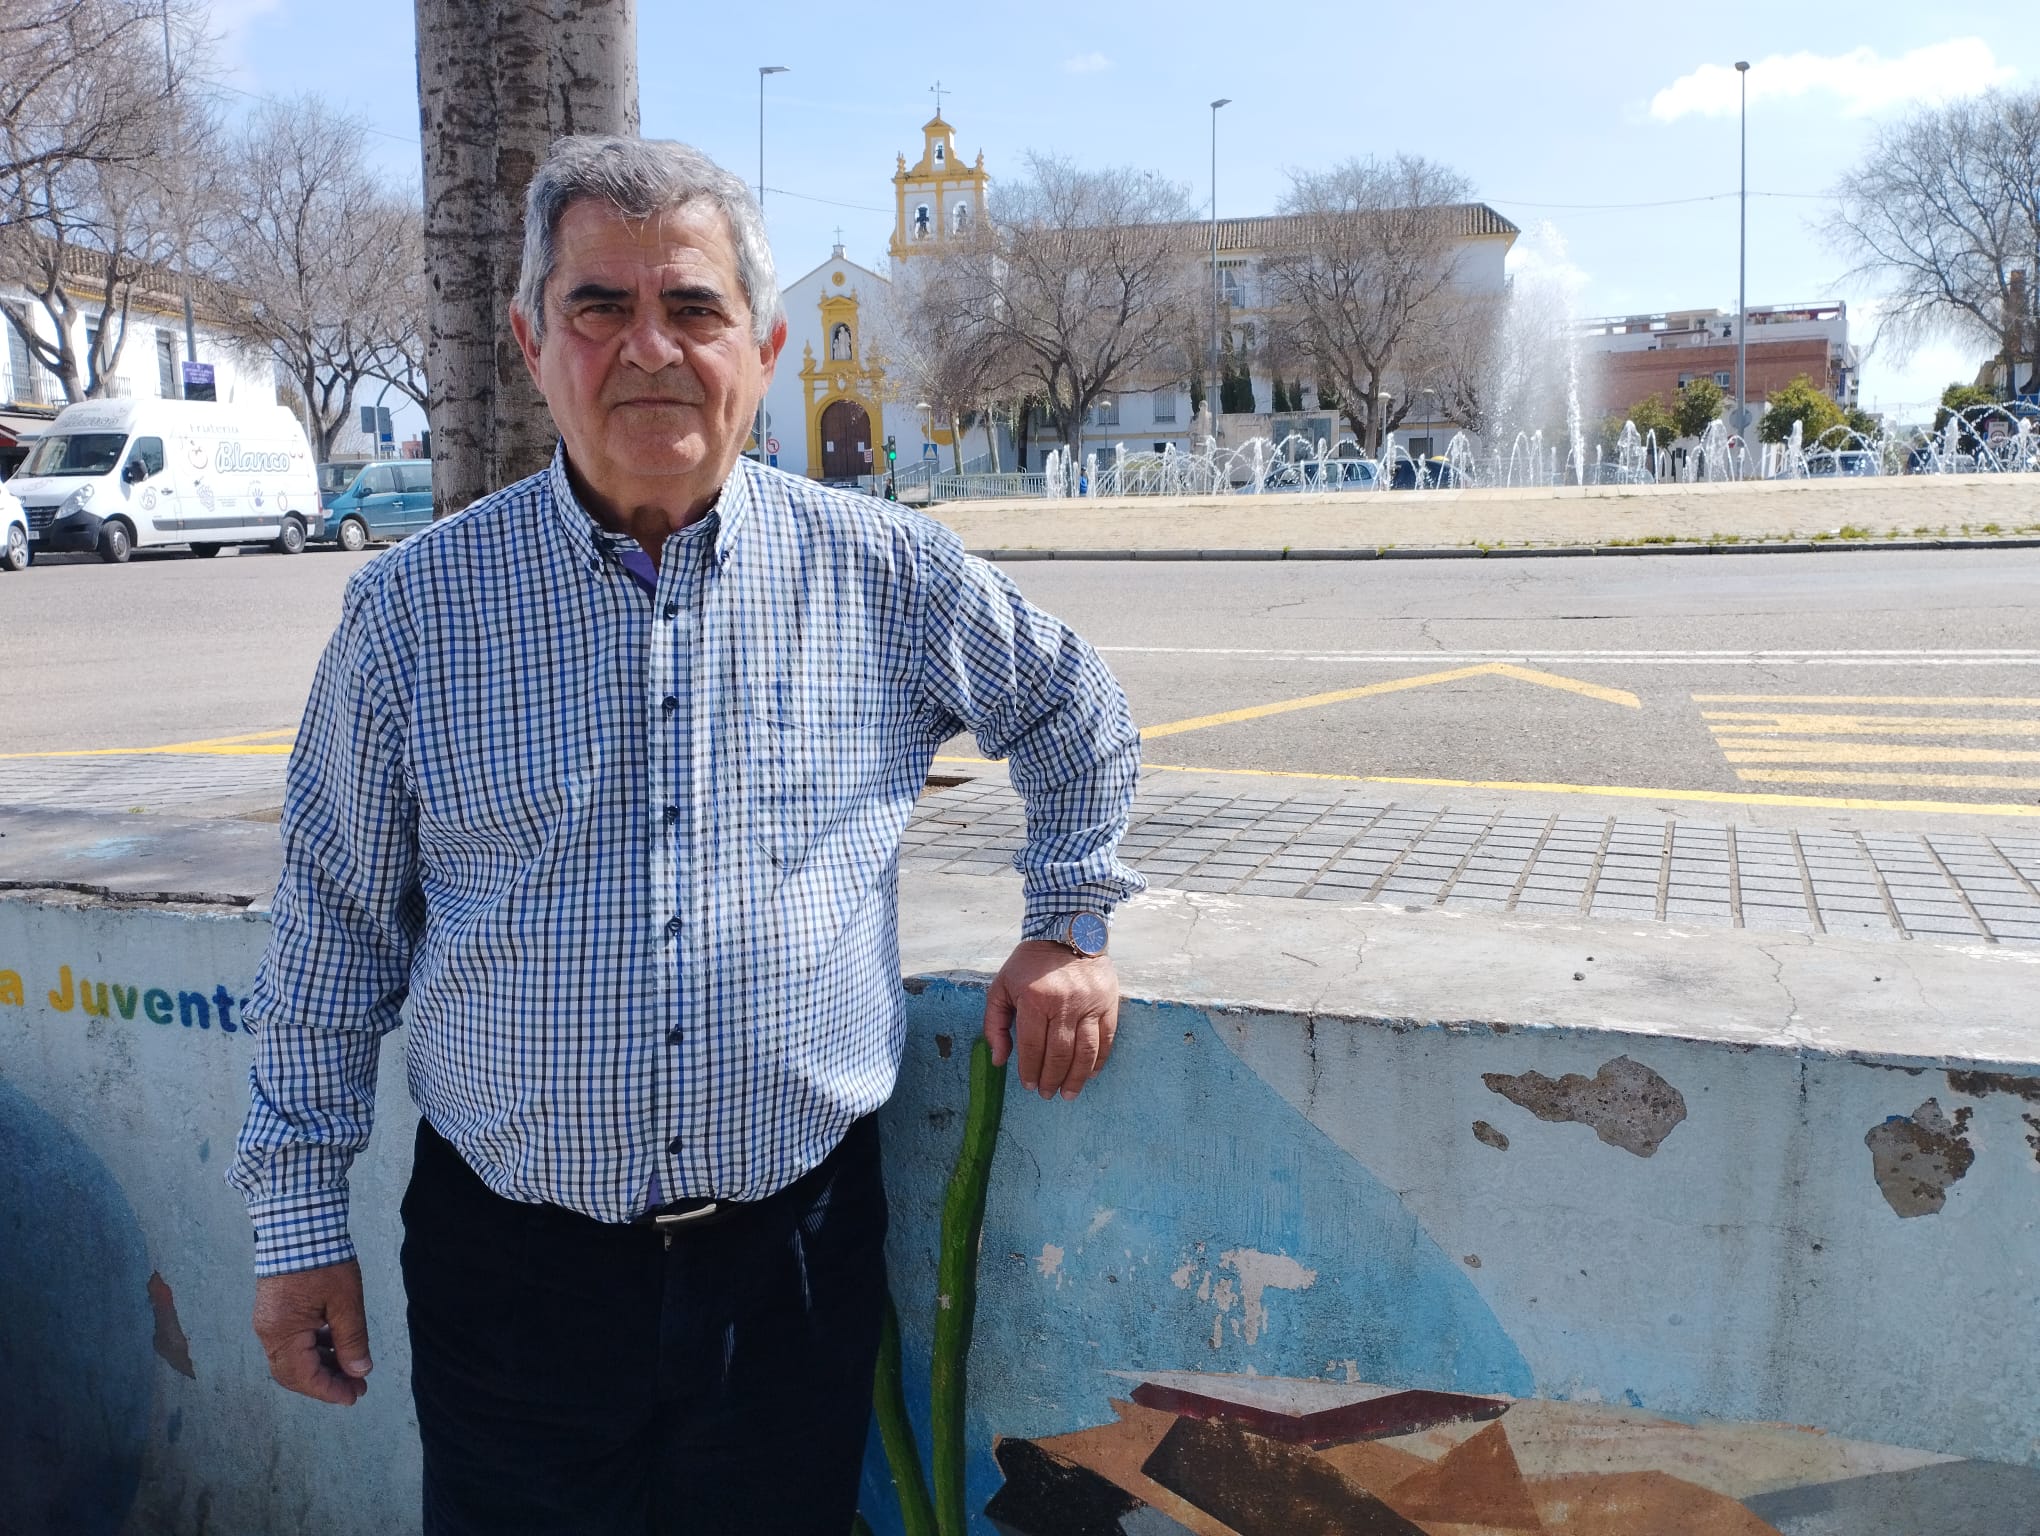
[[755, 65, 788, 464], [160, 0, 197, 368], [1209, 98, 1231, 431], [1735, 59, 1749, 469]]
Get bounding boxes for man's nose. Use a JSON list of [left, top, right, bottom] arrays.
[[615, 309, 685, 372]]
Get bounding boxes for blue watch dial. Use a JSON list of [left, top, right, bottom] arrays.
[[1068, 911, 1109, 956]]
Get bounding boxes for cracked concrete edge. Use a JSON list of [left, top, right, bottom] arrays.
[[898, 867, 2040, 1074], [969, 537, 2040, 562]]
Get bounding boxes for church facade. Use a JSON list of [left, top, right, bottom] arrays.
[[760, 112, 992, 484]]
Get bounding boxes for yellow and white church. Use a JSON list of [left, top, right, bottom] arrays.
[[758, 111, 992, 483]]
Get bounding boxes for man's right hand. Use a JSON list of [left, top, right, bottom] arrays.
[[253, 1258, 373, 1406]]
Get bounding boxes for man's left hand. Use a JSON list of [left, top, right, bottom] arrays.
[[982, 941, 1120, 1101]]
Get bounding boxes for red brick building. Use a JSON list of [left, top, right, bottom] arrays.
[[1578, 301, 1858, 424]]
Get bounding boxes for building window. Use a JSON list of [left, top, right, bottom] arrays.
[[7, 328, 35, 403], [953, 201, 970, 235], [1219, 259, 1247, 308], [913, 204, 931, 239], [1714, 371, 1732, 388], [1152, 388, 1177, 423], [157, 331, 177, 396], [1090, 398, 1119, 428], [1677, 373, 1694, 388]]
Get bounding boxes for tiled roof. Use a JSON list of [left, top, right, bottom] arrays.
[[1194, 203, 1520, 252]]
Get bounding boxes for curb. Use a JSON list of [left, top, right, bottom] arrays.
[[972, 537, 2040, 563]]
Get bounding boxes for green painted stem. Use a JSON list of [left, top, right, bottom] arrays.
[[872, 1290, 937, 1536], [932, 1036, 1007, 1536]]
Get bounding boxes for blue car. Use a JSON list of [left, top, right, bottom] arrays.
[[314, 459, 437, 551]]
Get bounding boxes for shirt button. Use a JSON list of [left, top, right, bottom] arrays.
[[661, 695, 678, 714], [667, 1135, 684, 1156], [663, 804, 680, 825], [664, 916, 682, 937], [667, 1028, 683, 1045], [663, 601, 679, 619]]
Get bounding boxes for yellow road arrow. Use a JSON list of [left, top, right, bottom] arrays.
[[1140, 662, 1640, 741]]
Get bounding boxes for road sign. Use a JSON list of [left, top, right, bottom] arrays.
[[180, 362, 215, 402], [766, 436, 780, 454], [922, 441, 938, 460]]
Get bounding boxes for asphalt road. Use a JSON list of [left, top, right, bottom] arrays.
[[5, 544, 2038, 813]]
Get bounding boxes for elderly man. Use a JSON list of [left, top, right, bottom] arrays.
[[229, 135, 1142, 1534]]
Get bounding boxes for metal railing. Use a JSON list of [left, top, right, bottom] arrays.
[[932, 472, 1048, 500]]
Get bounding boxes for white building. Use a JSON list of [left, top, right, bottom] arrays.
[[1, 248, 275, 475]]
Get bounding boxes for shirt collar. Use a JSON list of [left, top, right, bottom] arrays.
[[544, 443, 753, 572]]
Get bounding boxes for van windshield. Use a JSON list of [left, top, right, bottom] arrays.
[[23, 433, 129, 477]]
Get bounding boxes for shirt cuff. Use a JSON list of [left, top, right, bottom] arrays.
[[246, 1190, 358, 1277]]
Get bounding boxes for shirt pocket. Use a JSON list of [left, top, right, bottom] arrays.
[[745, 705, 890, 877]]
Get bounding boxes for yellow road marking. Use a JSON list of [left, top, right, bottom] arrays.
[[1737, 769, 2040, 792], [0, 727, 298, 759], [928, 756, 2040, 817], [1694, 695, 2040, 707], [1721, 744, 2040, 765], [1706, 715, 2040, 736], [1140, 663, 1640, 740]]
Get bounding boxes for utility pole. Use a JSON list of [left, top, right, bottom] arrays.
[[160, 0, 197, 367], [757, 64, 788, 466], [1209, 98, 1230, 430], [1735, 59, 1750, 469]]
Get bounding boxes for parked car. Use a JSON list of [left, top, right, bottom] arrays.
[[6, 398, 320, 561], [1, 479, 28, 570], [1389, 457, 1460, 490], [317, 459, 373, 510], [314, 459, 436, 551], [1804, 448, 1879, 477]]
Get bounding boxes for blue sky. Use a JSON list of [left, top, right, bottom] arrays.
[[210, 1, 2037, 426]]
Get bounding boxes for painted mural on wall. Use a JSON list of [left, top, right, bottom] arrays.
[[860, 980, 2040, 1536]]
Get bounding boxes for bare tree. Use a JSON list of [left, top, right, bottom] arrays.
[[1828, 90, 2040, 392], [0, 0, 216, 400], [877, 249, 1016, 472], [213, 98, 420, 459], [955, 155, 1195, 466], [415, 0, 638, 516], [1259, 156, 1474, 456]]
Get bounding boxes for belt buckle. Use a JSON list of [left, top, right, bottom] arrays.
[[652, 1200, 719, 1232]]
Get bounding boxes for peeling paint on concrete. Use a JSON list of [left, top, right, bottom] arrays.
[[1946, 1069, 2040, 1104], [146, 1272, 194, 1379], [1481, 1055, 1688, 1157], [1472, 1119, 1510, 1151], [1036, 1243, 1064, 1280], [1219, 1249, 1319, 1347], [2024, 1114, 2040, 1166], [1866, 1100, 1976, 1218]]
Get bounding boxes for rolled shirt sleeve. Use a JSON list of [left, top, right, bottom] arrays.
[[914, 533, 1146, 932], [228, 571, 422, 1275]]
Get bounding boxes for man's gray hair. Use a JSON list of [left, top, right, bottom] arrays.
[[514, 135, 783, 344]]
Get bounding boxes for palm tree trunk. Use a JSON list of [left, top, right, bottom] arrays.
[[415, 0, 639, 517]]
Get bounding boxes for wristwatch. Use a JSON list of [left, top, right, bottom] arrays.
[[1046, 911, 1110, 957]]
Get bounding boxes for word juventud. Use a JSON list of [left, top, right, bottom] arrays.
[[7, 963, 251, 1033]]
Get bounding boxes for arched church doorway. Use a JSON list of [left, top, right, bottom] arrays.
[[819, 399, 872, 481]]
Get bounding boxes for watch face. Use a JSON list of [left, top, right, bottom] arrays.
[[1069, 912, 1109, 956]]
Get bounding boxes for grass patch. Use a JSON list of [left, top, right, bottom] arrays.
[[1982, 522, 2003, 535], [1837, 525, 1871, 540]]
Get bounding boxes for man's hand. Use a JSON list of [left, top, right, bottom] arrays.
[[982, 940, 1120, 1101], [253, 1258, 373, 1406]]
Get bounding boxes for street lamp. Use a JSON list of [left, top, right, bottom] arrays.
[[755, 65, 788, 464], [1735, 59, 1749, 468], [1209, 98, 1231, 430]]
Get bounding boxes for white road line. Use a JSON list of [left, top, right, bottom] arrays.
[[1095, 648, 2040, 666]]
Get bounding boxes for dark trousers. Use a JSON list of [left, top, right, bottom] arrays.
[[400, 1115, 888, 1535]]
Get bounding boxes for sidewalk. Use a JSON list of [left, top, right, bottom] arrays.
[[921, 472, 2040, 557]]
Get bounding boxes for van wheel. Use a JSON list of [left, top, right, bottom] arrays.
[[274, 516, 306, 555], [337, 516, 368, 553], [189, 542, 221, 558], [97, 519, 134, 564], [2, 523, 27, 572]]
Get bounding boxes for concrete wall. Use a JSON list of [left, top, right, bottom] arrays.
[[5, 875, 2038, 1534]]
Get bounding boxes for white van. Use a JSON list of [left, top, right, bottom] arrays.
[[11, 398, 322, 562]]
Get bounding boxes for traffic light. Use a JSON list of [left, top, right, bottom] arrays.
[[884, 436, 897, 465]]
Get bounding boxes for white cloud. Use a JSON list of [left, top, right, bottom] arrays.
[[1649, 38, 2015, 122], [1062, 52, 1112, 74]]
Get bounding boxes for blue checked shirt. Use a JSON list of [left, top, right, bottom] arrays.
[[229, 451, 1143, 1276]]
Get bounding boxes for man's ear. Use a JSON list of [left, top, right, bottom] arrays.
[[509, 302, 545, 389], [757, 315, 789, 389]]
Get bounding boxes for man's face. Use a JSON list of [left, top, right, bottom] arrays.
[[512, 198, 784, 513]]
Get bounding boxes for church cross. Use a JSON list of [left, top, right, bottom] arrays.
[[930, 80, 947, 116], [833, 225, 844, 247]]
